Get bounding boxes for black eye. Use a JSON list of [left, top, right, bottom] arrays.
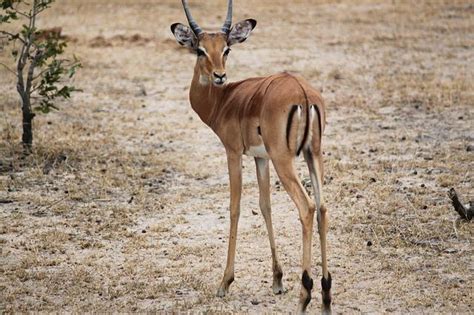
[[224, 48, 231, 56], [197, 48, 206, 57]]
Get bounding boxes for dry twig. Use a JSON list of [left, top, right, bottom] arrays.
[[448, 188, 473, 221]]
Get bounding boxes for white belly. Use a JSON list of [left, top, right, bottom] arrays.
[[244, 144, 269, 159]]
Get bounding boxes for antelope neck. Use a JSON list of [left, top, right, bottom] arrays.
[[189, 63, 226, 127]]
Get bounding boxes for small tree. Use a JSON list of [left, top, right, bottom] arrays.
[[0, 0, 81, 152]]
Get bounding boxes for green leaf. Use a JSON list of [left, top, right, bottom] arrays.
[[6, 0, 81, 115], [0, 8, 18, 23], [1, 0, 15, 10]]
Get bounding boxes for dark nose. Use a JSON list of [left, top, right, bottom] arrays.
[[213, 72, 226, 79], [213, 72, 227, 84]]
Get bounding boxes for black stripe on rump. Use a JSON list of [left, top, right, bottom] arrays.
[[297, 104, 323, 156], [297, 104, 310, 156], [286, 105, 300, 149], [312, 104, 322, 144]]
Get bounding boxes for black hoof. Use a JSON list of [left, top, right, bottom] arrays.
[[321, 272, 332, 307], [302, 270, 313, 309], [273, 270, 284, 294]]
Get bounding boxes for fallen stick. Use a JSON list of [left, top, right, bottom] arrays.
[[448, 188, 473, 221]]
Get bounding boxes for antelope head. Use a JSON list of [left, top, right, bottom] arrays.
[[171, 0, 256, 86]]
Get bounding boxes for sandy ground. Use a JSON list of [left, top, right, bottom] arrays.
[[0, 0, 473, 313]]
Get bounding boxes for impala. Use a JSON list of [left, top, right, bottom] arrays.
[[171, 0, 331, 313]]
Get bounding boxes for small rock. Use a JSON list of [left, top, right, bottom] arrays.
[[250, 299, 260, 305], [369, 177, 376, 183], [367, 241, 373, 247], [443, 248, 458, 254], [467, 145, 474, 152], [137, 84, 147, 96]]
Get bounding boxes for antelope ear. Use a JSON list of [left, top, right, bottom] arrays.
[[171, 23, 197, 49], [227, 19, 257, 46]]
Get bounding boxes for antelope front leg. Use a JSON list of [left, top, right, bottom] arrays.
[[217, 152, 242, 297], [255, 157, 284, 294]]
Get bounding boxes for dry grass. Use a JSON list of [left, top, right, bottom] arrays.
[[1, 0, 473, 313]]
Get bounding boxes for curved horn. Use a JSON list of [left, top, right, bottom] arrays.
[[181, 0, 203, 36], [221, 0, 233, 34]]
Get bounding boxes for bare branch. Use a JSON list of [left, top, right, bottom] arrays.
[[26, 50, 42, 97], [0, 31, 26, 44], [16, 41, 27, 95], [32, 67, 48, 80], [0, 62, 17, 76], [10, 6, 31, 19], [0, 30, 16, 38], [35, 6, 49, 14], [30, 85, 40, 94]]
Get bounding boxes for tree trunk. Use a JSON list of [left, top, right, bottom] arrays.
[[21, 96, 34, 153], [16, 1, 38, 154]]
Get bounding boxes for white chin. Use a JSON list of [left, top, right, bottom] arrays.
[[213, 78, 226, 86]]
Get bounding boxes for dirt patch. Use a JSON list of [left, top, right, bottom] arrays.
[[0, 0, 473, 313], [89, 34, 154, 48]]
